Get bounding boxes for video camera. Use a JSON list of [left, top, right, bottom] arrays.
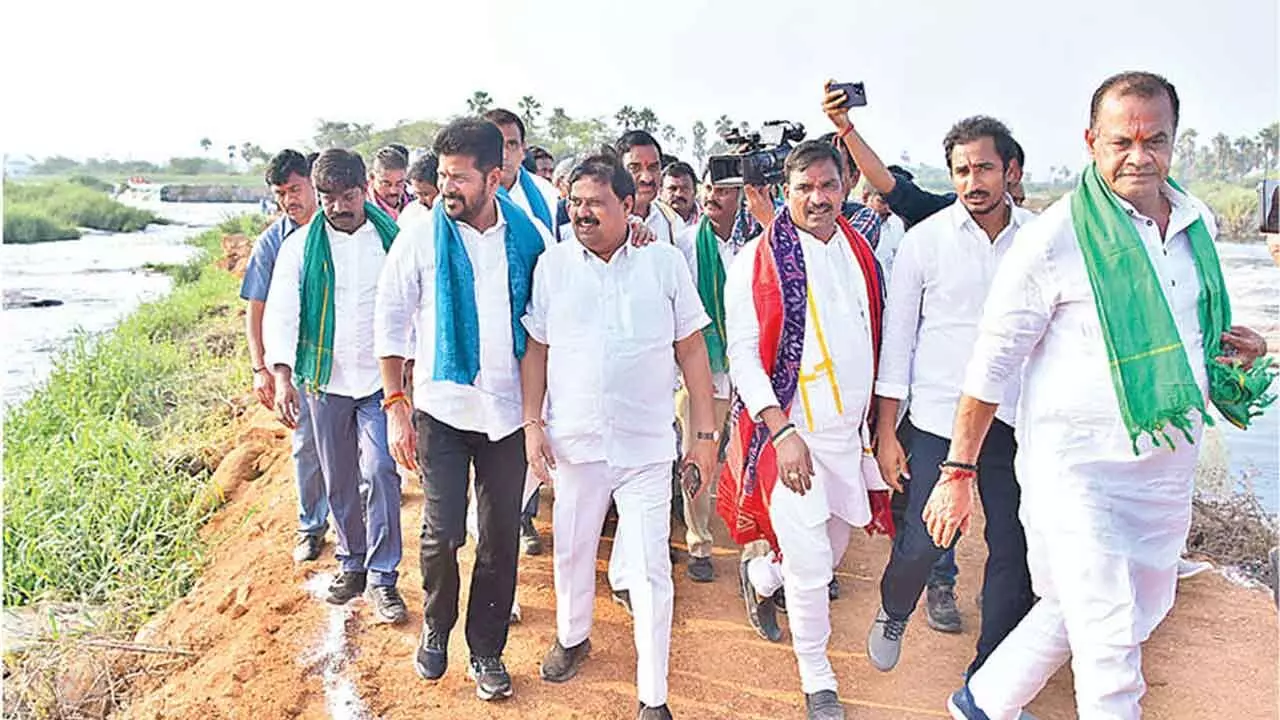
[[707, 120, 806, 187]]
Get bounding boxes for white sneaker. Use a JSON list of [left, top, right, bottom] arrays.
[[510, 592, 522, 624], [1177, 557, 1214, 580]]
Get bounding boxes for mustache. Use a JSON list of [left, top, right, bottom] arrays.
[[574, 217, 599, 227], [964, 191, 990, 201], [806, 204, 834, 214], [330, 212, 354, 220]]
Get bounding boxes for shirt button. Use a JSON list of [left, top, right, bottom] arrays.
[[1146, 220, 1153, 227]]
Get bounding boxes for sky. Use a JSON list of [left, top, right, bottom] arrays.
[[3, 0, 1277, 181]]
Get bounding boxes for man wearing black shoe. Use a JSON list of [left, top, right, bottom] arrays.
[[264, 149, 407, 624], [523, 154, 717, 720], [374, 119, 552, 702], [241, 149, 329, 565]]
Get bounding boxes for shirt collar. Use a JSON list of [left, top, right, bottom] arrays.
[[457, 198, 508, 235], [1110, 180, 1202, 235], [948, 194, 1024, 234], [578, 228, 633, 263]]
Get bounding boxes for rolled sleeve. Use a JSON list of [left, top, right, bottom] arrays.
[[724, 240, 779, 419], [875, 229, 926, 400], [262, 232, 304, 371], [669, 248, 711, 341], [374, 225, 423, 359], [961, 225, 1055, 403]]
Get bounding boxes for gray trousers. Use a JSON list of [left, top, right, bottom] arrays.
[[306, 389, 402, 587]]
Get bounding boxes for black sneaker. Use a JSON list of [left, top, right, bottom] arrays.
[[925, 585, 962, 634], [468, 655, 513, 701], [326, 571, 367, 605], [638, 702, 674, 719], [414, 624, 448, 680], [539, 638, 591, 683], [738, 561, 782, 642], [772, 587, 787, 613], [520, 516, 544, 556], [293, 533, 323, 563], [828, 577, 840, 600], [805, 689, 846, 719], [686, 556, 714, 583], [612, 589, 633, 616], [366, 585, 408, 624]]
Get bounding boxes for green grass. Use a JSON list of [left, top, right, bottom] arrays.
[[2, 214, 266, 623], [3, 181, 164, 243]]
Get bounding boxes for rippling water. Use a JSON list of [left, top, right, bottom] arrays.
[[1, 201, 258, 408], [2, 213, 1276, 509]]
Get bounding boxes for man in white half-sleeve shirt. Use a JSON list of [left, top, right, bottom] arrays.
[[522, 154, 718, 720], [263, 149, 406, 623], [373, 118, 552, 704], [867, 116, 1036, 681], [932, 72, 1272, 720]]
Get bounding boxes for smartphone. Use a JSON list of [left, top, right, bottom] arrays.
[[1261, 179, 1279, 235], [681, 464, 703, 500], [831, 82, 867, 109]]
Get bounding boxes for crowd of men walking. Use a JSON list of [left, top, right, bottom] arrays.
[[239, 71, 1274, 720]]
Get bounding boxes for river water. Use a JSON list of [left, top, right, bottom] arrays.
[[1, 201, 258, 408], [2, 208, 1276, 510]]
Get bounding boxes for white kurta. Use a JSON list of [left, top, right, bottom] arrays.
[[962, 183, 1219, 718], [725, 229, 880, 528], [723, 227, 881, 696]]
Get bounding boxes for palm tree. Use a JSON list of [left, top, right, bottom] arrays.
[[226, 144, 237, 171], [548, 107, 572, 145], [199, 137, 212, 154], [714, 115, 733, 138], [1174, 128, 1199, 180], [615, 105, 637, 131], [1210, 133, 1233, 180], [635, 108, 659, 132], [1257, 123, 1279, 172], [691, 121, 708, 169], [466, 90, 493, 115], [518, 95, 542, 132]]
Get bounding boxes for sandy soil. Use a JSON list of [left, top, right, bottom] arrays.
[[116, 400, 1278, 720]]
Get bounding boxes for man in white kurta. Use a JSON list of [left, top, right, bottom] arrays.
[[523, 155, 717, 720], [722, 141, 890, 720], [930, 73, 1271, 720]]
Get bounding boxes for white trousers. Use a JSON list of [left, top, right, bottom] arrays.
[[746, 481, 854, 695], [553, 460, 674, 707], [968, 520, 1171, 719]]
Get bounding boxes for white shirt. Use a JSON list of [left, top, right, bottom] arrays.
[[507, 170, 561, 234], [962, 182, 1217, 641], [875, 214, 906, 281], [725, 229, 874, 435], [373, 202, 554, 440], [523, 236, 709, 468], [397, 200, 432, 231], [876, 199, 1035, 439], [264, 216, 386, 399], [676, 220, 742, 399]]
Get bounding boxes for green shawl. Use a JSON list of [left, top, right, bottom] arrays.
[[1070, 164, 1275, 453], [296, 202, 399, 389], [694, 215, 729, 373]]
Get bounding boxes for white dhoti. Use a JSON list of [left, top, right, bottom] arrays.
[[553, 460, 674, 707]]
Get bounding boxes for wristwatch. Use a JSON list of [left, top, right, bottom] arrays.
[[695, 431, 719, 442]]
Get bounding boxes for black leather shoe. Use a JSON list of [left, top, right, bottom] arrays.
[[325, 571, 366, 605], [293, 533, 323, 563], [738, 561, 782, 642], [687, 556, 714, 583], [638, 702, 674, 719], [540, 638, 591, 683], [805, 689, 846, 719]]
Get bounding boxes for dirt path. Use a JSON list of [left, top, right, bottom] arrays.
[[120, 404, 1278, 720]]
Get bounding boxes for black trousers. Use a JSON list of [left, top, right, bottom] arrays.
[[416, 411, 525, 658], [878, 419, 1034, 674]]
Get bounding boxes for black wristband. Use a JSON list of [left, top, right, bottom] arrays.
[[253, 366, 268, 374], [770, 423, 797, 443], [939, 460, 978, 472]]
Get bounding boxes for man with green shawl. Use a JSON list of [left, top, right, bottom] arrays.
[[673, 173, 759, 583], [264, 148, 407, 624], [928, 72, 1273, 720]]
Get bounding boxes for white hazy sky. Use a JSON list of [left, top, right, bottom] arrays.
[[3, 0, 1277, 180]]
